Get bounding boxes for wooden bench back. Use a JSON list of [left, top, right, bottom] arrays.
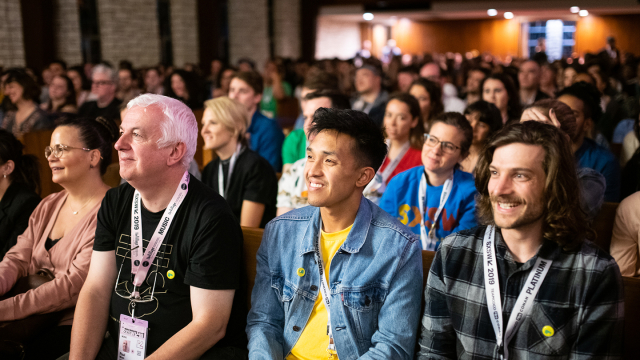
[[592, 202, 619, 253]]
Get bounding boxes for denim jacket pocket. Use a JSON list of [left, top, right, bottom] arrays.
[[342, 285, 388, 344], [271, 273, 296, 311], [525, 302, 578, 356]]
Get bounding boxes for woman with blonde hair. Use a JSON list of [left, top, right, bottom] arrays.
[[201, 97, 277, 228]]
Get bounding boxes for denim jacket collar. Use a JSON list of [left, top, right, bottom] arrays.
[[298, 195, 373, 256]]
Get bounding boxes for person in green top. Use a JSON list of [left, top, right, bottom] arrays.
[[260, 60, 292, 119]]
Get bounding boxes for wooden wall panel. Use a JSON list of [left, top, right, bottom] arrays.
[[389, 18, 521, 58], [575, 14, 640, 56]]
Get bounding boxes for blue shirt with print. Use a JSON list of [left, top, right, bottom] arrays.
[[248, 111, 284, 172], [380, 166, 478, 250]]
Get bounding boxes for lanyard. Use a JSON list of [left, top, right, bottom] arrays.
[[483, 226, 552, 360], [418, 171, 453, 250], [364, 141, 410, 204], [218, 143, 242, 198], [313, 220, 338, 359], [378, 141, 410, 184], [130, 171, 190, 297]]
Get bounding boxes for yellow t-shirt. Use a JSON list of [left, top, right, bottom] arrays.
[[287, 224, 353, 360]]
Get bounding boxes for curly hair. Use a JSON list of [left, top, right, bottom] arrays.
[[475, 121, 593, 249]]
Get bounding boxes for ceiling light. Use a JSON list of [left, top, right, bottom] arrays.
[[570, 6, 580, 13], [487, 9, 498, 17], [363, 13, 374, 21], [579, 9, 589, 17], [504, 12, 514, 19]]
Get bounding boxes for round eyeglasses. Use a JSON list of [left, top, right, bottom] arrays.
[[45, 144, 94, 159]]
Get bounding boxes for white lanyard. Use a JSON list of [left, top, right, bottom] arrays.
[[218, 143, 242, 198], [378, 141, 410, 184], [483, 226, 552, 360], [130, 171, 190, 297], [418, 171, 453, 250], [314, 220, 338, 358]]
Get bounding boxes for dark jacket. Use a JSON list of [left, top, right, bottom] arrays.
[[0, 182, 40, 258]]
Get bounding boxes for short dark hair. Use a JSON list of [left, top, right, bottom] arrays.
[[467, 67, 490, 78], [431, 112, 474, 156], [398, 65, 419, 75], [475, 121, 593, 249], [557, 81, 602, 124], [304, 90, 350, 110], [56, 116, 119, 175], [387, 92, 424, 149], [232, 71, 263, 95], [308, 108, 387, 170], [464, 100, 503, 135], [50, 59, 67, 70], [4, 69, 41, 102]]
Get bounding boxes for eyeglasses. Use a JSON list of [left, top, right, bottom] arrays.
[[424, 134, 461, 155], [92, 80, 113, 87], [45, 144, 95, 159], [114, 246, 160, 304]]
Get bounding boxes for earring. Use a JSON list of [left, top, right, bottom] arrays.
[[90, 164, 94, 169], [2, 174, 6, 178]]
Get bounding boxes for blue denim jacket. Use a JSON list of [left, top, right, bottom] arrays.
[[246, 196, 423, 359]]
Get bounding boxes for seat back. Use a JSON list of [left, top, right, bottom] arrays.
[[242, 226, 264, 309], [592, 202, 619, 252]]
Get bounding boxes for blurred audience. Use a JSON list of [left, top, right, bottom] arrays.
[[459, 100, 502, 173], [78, 64, 122, 124], [2, 69, 51, 139]]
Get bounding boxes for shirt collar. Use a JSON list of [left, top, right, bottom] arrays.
[[298, 195, 372, 256]]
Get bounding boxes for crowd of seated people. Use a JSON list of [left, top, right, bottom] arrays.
[[0, 36, 639, 359]]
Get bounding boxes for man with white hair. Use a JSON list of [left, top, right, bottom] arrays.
[[70, 94, 247, 359], [78, 64, 122, 123]]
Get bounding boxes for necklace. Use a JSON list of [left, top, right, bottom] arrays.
[[69, 193, 97, 215]]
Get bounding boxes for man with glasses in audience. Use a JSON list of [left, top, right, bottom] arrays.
[[78, 64, 122, 123], [70, 94, 247, 360], [247, 108, 423, 359], [418, 121, 624, 359]]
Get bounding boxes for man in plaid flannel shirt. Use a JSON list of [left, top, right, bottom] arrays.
[[418, 121, 624, 360]]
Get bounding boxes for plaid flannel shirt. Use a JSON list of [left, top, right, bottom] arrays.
[[418, 226, 624, 360]]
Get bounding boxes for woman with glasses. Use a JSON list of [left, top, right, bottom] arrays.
[[0, 116, 117, 359], [0, 129, 41, 259], [364, 92, 424, 204], [380, 112, 478, 251]]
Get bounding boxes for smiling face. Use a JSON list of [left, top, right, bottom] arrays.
[[200, 107, 236, 152], [115, 106, 172, 183], [488, 143, 546, 230], [384, 99, 418, 142], [422, 122, 466, 176], [5, 81, 24, 104], [48, 126, 95, 186], [482, 79, 509, 113], [304, 130, 366, 210]]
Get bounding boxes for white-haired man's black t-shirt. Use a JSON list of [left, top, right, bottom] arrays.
[[93, 177, 247, 357]]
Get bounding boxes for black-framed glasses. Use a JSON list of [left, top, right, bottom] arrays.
[[424, 134, 461, 155], [114, 246, 160, 304], [45, 144, 95, 159]]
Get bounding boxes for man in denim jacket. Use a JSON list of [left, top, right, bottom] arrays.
[[247, 108, 424, 359]]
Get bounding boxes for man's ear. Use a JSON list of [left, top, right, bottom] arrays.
[[167, 142, 188, 167], [584, 118, 594, 137], [356, 166, 376, 188]]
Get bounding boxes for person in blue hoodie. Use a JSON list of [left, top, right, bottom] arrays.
[[380, 112, 478, 250]]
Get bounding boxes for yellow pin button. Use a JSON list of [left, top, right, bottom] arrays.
[[297, 268, 305, 277], [542, 325, 554, 337], [167, 270, 175, 279]]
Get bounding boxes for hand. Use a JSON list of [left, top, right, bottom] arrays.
[[521, 108, 561, 128]]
